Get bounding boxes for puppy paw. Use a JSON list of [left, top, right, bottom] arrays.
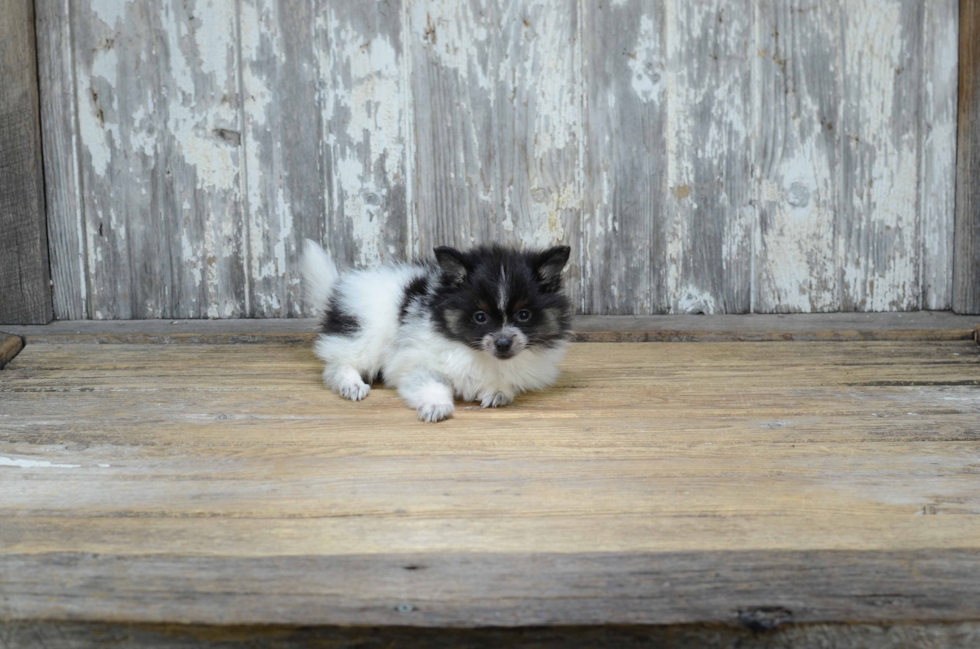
[[417, 402, 454, 423], [480, 391, 513, 409], [337, 379, 371, 401]]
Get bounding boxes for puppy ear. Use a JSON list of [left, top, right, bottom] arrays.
[[533, 245, 570, 292], [434, 247, 468, 285]]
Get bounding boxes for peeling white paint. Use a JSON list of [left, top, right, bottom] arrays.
[[628, 15, 664, 104], [321, 10, 407, 267], [163, 0, 239, 192], [841, 0, 920, 311], [55, 0, 959, 317], [91, 0, 135, 28], [676, 286, 718, 315], [413, 0, 491, 90], [666, 0, 752, 313]]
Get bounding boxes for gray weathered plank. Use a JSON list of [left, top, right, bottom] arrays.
[[70, 0, 247, 318], [3, 550, 980, 627], [3, 312, 976, 345], [239, 0, 324, 317], [35, 0, 88, 320], [581, 0, 667, 315], [954, 0, 980, 314], [407, 0, 581, 290], [839, 0, 923, 311], [666, 0, 754, 314], [0, 0, 52, 325], [315, 0, 410, 273], [754, 0, 841, 313], [920, 0, 958, 311]]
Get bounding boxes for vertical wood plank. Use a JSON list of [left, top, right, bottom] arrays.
[[238, 0, 324, 317], [315, 0, 410, 273], [954, 0, 980, 314], [35, 0, 87, 320], [0, 0, 52, 324], [666, 0, 754, 314], [920, 0, 958, 311], [753, 0, 841, 313], [581, 0, 667, 315], [407, 0, 582, 298], [839, 0, 922, 311], [72, 0, 247, 318]]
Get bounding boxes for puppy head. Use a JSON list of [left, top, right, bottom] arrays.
[[431, 244, 572, 360]]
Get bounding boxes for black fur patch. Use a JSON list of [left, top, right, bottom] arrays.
[[399, 275, 429, 322], [320, 293, 359, 336], [429, 244, 572, 352]]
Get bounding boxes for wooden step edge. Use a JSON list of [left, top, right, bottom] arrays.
[[1, 313, 977, 345]]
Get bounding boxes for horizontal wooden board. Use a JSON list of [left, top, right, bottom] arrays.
[[2, 340, 980, 627], [3, 550, 980, 627], [1, 312, 978, 345]]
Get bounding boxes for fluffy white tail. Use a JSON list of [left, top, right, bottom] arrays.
[[301, 239, 339, 313]]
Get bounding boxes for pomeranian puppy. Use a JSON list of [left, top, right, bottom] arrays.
[[301, 240, 572, 422]]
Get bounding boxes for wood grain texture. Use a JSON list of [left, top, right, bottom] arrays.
[[4, 551, 980, 628], [239, 0, 323, 317], [955, 0, 980, 314], [2, 312, 978, 345], [666, 0, 754, 314], [68, 0, 248, 319], [754, 0, 840, 313], [407, 0, 581, 283], [4, 620, 980, 649], [921, 0, 958, 311], [316, 0, 410, 277], [2, 341, 980, 626], [0, 0, 52, 325], [581, 0, 666, 315], [35, 0, 87, 320], [33, 0, 961, 316], [839, 0, 923, 311]]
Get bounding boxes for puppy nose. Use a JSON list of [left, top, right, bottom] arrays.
[[494, 336, 513, 353]]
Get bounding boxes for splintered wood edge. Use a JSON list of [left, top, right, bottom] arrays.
[[0, 333, 24, 368], [2, 313, 978, 345], [3, 549, 980, 628]]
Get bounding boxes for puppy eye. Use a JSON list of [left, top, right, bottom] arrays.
[[516, 309, 531, 322], [473, 311, 488, 324]]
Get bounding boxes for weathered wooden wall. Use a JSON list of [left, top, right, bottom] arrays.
[[955, 0, 980, 314], [1, 0, 52, 324], [35, 0, 960, 318]]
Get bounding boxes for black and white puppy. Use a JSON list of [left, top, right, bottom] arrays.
[[301, 240, 572, 422]]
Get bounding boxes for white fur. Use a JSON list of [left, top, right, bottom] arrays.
[[301, 239, 339, 313], [301, 240, 567, 422]]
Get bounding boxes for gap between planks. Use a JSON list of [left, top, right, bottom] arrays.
[[0, 312, 977, 346]]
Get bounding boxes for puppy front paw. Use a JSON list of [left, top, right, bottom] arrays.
[[337, 379, 371, 401], [480, 391, 513, 409], [417, 402, 454, 423]]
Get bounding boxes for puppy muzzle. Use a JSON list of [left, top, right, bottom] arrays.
[[482, 327, 528, 359]]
